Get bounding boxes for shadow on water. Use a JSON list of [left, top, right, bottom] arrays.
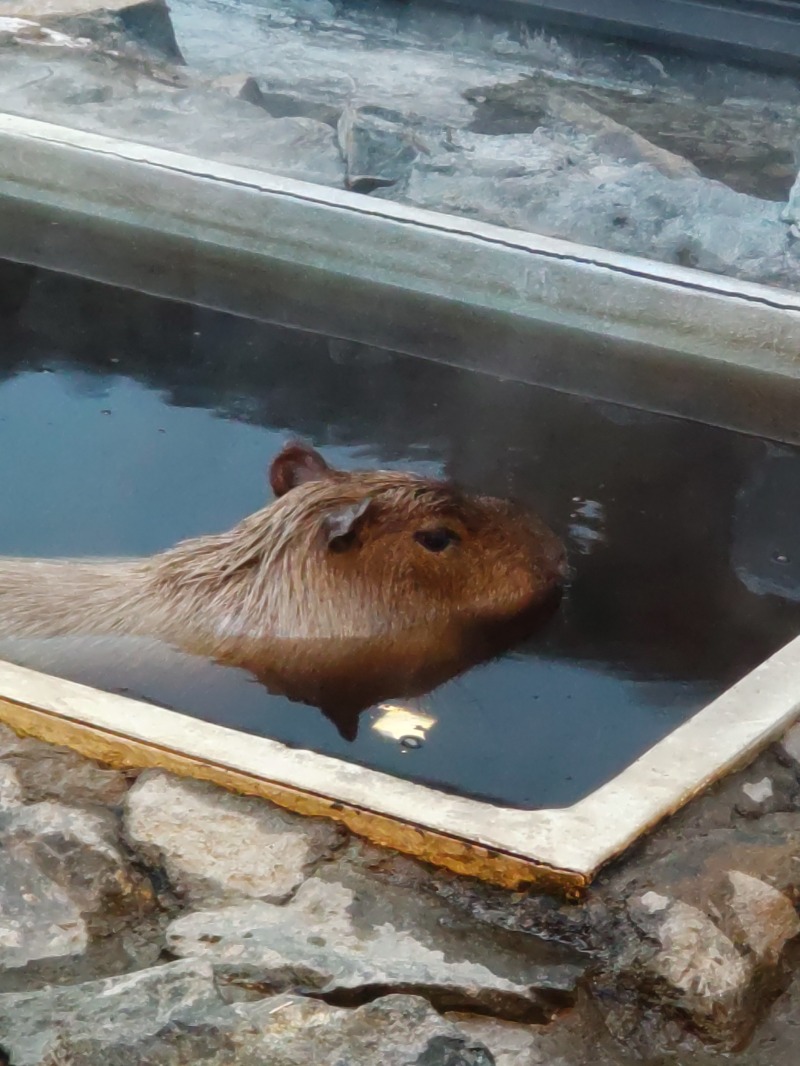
[[1, 260, 800, 808]]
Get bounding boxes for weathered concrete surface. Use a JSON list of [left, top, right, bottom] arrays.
[[0, 962, 495, 1066], [166, 868, 584, 1021], [124, 770, 343, 905]]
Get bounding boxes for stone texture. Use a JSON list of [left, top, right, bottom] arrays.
[[718, 871, 800, 965], [167, 868, 583, 1021], [0, 963, 495, 1066], [124, 770, 342, 904], [628, 895, 753, 1044], [736, 967, 800, 1065], [383, 138, 796, 290], [0, 763, 23, 811], [738, 776, 776, 814], [0, 959, 237, 1065], [2, 801, 154, 939], [0, 848, 87, 973], [545, 91, 700, 180], [0, 723, 130, 808], [211, 73, 267, 108], [376, 127, 582, 228], [337, 104, 424, 191], [3, 0, 184, 60], [0, 797, 156, 981], [232, 994, 497, 1066], [448, 994, 621, 1066], [0, 42, 346, 188], [467, 68, 800, 201]]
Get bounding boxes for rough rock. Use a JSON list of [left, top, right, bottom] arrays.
[[717, 871, 800, 965], [736, 966, 800, 1065], [0, 848, 87, 973], [337, 104, 425, 191], [249, 83, 342, 127], [211, 73, 267, 108], [0, 45, 346, 188], [448, 992, 621, 1066], [231, 994, 497, 1066], [124, 771, 342, 904], [0, 962, 495, 1066], [377, 127, 582, 226], [173, 0, 493, 127], [3, 0, 184, 60], [0, 799, 154, 979], [739, 777, 775, 812], [0, 723, 130, 807], [628, 895, 753, 1044], [0, 763, 23, 810], [467, 70, 800, 201], [545, 92, 699, 180], [383, 136, 796, 289], [0, 958, 237, 1065], [166, 869, 583, 1021], [2, 801, 154, 938]]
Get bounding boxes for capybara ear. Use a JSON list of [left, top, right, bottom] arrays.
[[322, 498, 372, 553], [269, 441, 332, 497]]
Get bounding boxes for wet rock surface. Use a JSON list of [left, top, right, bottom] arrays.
[[166, 867, 583, 1020], [124, 770, 343, 904], [0, 723, 130, 807], [0, 718, 800, 1062], [0, 796, 158, 989], [3, 0, 800, 288], [0, 965, 495, 1066]]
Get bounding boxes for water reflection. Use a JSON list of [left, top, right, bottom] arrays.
[[1, 261, 800, 807]]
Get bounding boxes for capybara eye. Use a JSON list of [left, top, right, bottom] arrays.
[[413, 528, 459, 553]]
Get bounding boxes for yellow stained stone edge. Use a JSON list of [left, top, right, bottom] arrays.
[[0, 697, 587, 898]]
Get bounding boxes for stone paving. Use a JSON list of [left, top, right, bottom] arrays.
[[2, 718, 800, 1064]]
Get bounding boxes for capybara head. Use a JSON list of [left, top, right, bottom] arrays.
[[257, 441, 566, 645], [154, 442, 566, 655]]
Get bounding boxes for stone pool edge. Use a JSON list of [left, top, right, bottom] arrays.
[[3, 113, 800, 445], [0, 634, 797, 896]]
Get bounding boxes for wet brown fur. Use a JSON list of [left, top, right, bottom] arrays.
[[0, 444, 566, 727]]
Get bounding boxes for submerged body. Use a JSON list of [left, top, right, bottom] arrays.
[[0, 443, 566, 728]]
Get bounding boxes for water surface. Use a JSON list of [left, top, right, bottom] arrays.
[[2, 262, 800, 807]]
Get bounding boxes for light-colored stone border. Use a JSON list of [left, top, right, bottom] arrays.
[[0, 632, 799, 894], [2, 113, 800, 444]]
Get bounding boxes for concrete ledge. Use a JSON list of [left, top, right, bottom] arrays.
[[0, 631, 799, 893], [1, 113, 800, 444]]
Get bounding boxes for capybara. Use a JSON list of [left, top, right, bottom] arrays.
[[0, 442, 566, 733]]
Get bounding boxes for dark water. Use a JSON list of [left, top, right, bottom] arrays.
[[2, 260, 800, 809]]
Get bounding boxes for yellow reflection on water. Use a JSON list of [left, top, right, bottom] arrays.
[[371, 703, 437, 743]]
